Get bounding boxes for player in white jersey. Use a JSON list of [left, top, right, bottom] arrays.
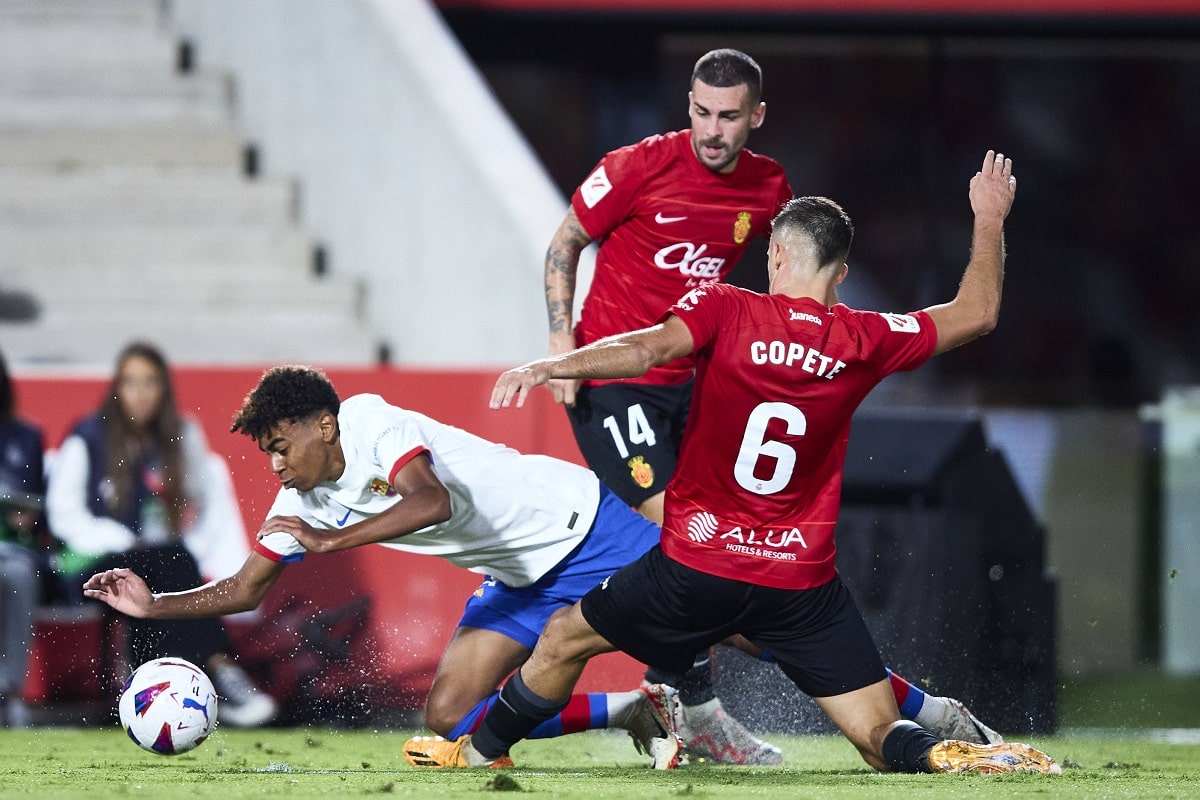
[[83, 365, 681, 766], [257, 392, 600, 586], [84, 365, 999, 768]]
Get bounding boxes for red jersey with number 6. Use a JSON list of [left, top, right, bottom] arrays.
[[660, 283, 938, 589], [571, 130, 792, 387]]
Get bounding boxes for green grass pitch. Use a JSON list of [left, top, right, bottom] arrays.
[[3, 726, 1198, 800]]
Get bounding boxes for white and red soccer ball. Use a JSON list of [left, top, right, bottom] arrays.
[[118, 657, 218, 755]]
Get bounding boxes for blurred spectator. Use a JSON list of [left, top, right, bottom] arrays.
[[46, 341, 276, 728], [0, 348, 48, 727]]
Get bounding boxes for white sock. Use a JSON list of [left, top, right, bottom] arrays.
[[911, 694, 949, 730], [463, 736, 494, 767], [605, 690, 643, 730]]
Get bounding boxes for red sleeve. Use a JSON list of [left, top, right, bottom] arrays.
[[387, 445, 430, 486], [666, 284, 731, 354], [858, 308, 938, 376], [570, 137, 655, 240]]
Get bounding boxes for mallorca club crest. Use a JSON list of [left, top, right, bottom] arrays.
[[732, 211, 752, 244], [627, 455, 654, 489], [369, 478, 397, 497]]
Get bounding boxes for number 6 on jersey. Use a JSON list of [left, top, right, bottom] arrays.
[[734, 402, 806, 495]]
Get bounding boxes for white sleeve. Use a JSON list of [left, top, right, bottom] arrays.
[[45, 435, 138, 556], [361, 402, 427, 472], [255, 529, 307, 563]]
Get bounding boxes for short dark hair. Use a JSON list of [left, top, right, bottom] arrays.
[[231, 365, 341, 440], [692, 49, 763, 104], [772, 196, 855, 267]]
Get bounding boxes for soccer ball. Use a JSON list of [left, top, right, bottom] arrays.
[[118, 657, 218, 755]]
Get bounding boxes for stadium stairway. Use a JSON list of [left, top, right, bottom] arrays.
[[0, 0, 379, 368]]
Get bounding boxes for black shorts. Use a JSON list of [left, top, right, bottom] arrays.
[[566, 381, 692, 508], [580, 546, 887, 699]]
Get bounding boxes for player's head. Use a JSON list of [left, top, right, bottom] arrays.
[[233, 365, 344, 492], [688, 49, 766, 174], [770, 196, 855, 276], [232, 365, 341, 441]]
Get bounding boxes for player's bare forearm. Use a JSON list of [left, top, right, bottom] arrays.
[[149, 571, 275, 617], [83, 555, 284, 619], [926, 150, 1014, 355], [544, 209, 591, 339], [492, 317, 695, 409]]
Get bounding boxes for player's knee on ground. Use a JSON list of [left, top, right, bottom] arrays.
[[423, 688, 477, 737]]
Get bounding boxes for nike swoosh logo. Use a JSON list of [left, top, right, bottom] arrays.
[[335, 507, 352, 527], [655, 212, 687, 224]]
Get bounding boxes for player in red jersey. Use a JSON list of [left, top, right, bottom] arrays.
[[411, 150, 1059, 774], [540, 48, 995, 767], [544, 47, 793, 765], [546, 48, 791, 526]]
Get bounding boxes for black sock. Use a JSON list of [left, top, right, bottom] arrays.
[[645, 652, 717, 706], [471, 670, 569, 760], [643, 666, 684, 687], [881, 721, 940, 773], [675, 653, 717, 706]]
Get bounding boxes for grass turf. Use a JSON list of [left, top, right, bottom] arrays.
[[3, 726, 1198, 800]]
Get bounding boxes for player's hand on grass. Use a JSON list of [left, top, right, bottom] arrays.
[[82, 568, 154, 618]]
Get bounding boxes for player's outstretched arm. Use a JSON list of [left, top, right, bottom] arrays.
[[924, 149, 1016, 355], [544, 207, 595, 407], [492, 316, 695, 409], [83, 552, 286, 619], [82, 568, 154, 618]]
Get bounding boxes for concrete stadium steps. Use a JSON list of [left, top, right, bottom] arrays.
[[0, 313, 378, 367], [0, 0, 160, 25], [0, 85, 231, 128], [0, 170, 296, 225], [0, 15, 177, 76], [0, 67, 229, 104], [0, 0, 377, 367], [0, 225, 314, 269], [0, 127, 244, 170], [0, 266, 360, 310]]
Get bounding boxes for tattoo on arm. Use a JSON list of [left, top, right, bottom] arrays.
[[545, 214, 593, 334]]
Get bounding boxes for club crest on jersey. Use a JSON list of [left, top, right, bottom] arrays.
[[732, 211, 752, 244], [369, 478, 397, 497], [628, 455, 654, 489]]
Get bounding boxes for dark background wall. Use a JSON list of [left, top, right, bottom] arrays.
[[437, 7, 1200, 410]]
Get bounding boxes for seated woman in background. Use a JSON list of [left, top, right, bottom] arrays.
[[0, 348, 50, 728], [46, 341, 276, 728]]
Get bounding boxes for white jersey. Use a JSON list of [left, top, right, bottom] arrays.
[[254, 394, 600, 587]]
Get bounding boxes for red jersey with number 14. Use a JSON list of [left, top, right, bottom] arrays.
[[571, 130, 791, 386], [660, 283, 938, 589]]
